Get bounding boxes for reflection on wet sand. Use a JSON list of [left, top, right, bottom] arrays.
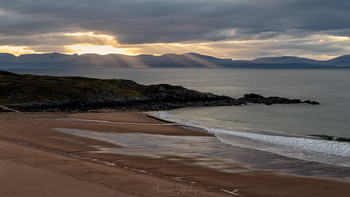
[[56, 128, 350, 180]]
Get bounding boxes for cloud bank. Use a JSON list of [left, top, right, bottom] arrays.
[[0, 0, 350, 59]]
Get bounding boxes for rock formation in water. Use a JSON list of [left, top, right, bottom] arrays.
[[239, 93, 319, 105]]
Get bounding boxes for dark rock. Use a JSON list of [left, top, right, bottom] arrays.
[[239, 93, 319, 105], [0, 71, 319, 112], [303, 100, 320, 105]]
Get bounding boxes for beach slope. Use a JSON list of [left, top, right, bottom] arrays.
[[1, 112, 349, 197]]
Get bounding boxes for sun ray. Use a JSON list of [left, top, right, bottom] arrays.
[[182, 53, 219, 68], [64, 44, 128, 55]]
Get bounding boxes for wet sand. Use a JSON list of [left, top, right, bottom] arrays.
[[1, 112, 350, 197]]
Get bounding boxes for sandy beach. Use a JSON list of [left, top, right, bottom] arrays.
[[1, 111, 350, 197]]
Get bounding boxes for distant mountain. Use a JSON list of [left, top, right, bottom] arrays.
[[0, 53, 16, 61], [325, 55, 350, 66], [251, 56, 320, 65], [0, 52, 349, 68]]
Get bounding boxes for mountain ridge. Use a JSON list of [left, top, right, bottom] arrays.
[[0, 52, 349, 68]]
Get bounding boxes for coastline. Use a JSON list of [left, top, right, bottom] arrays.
[[1, 111, 350, 197]]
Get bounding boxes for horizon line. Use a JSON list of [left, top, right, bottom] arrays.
[[0, 51, 347, 62]]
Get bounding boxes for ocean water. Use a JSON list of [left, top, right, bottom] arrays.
[[5, 68, 350, 167]]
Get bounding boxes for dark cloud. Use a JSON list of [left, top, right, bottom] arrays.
[[0, 0, 350, 59], [0, 0, 349, 45], [0, 32, 116, 46]]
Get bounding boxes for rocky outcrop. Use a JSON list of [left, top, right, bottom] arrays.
[[238, 93, 319, 105], [0, 71, 319, 112], [3, 86, 242, 112], [2, 92, 319, 112]]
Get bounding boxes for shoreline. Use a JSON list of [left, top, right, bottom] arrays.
[[144, 111, 214, 136], [152, 110, 350, 169], [1, 111, 350, 196]]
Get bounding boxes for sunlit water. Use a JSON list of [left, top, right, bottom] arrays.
[[5, 68, 350, 167]]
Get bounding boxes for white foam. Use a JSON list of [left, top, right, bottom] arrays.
[[153, 111, 350, 167], [212, 128, 350, 157]]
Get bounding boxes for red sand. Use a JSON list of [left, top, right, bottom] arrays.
[[1, 112, 349, 197]]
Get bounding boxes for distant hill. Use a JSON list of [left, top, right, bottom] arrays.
[[325, 55, 350, 66], [251, 56, 320, 65], [0, 52, 349, 68]]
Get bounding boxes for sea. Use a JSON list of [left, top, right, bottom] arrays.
[[4, 67, 350, 170]]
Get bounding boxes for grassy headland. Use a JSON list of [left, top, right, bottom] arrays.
[[0, 71, 239, 112], [0, 71, 319, 112]]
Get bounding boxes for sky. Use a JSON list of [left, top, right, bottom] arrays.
[[0, 0, 350, 60]]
